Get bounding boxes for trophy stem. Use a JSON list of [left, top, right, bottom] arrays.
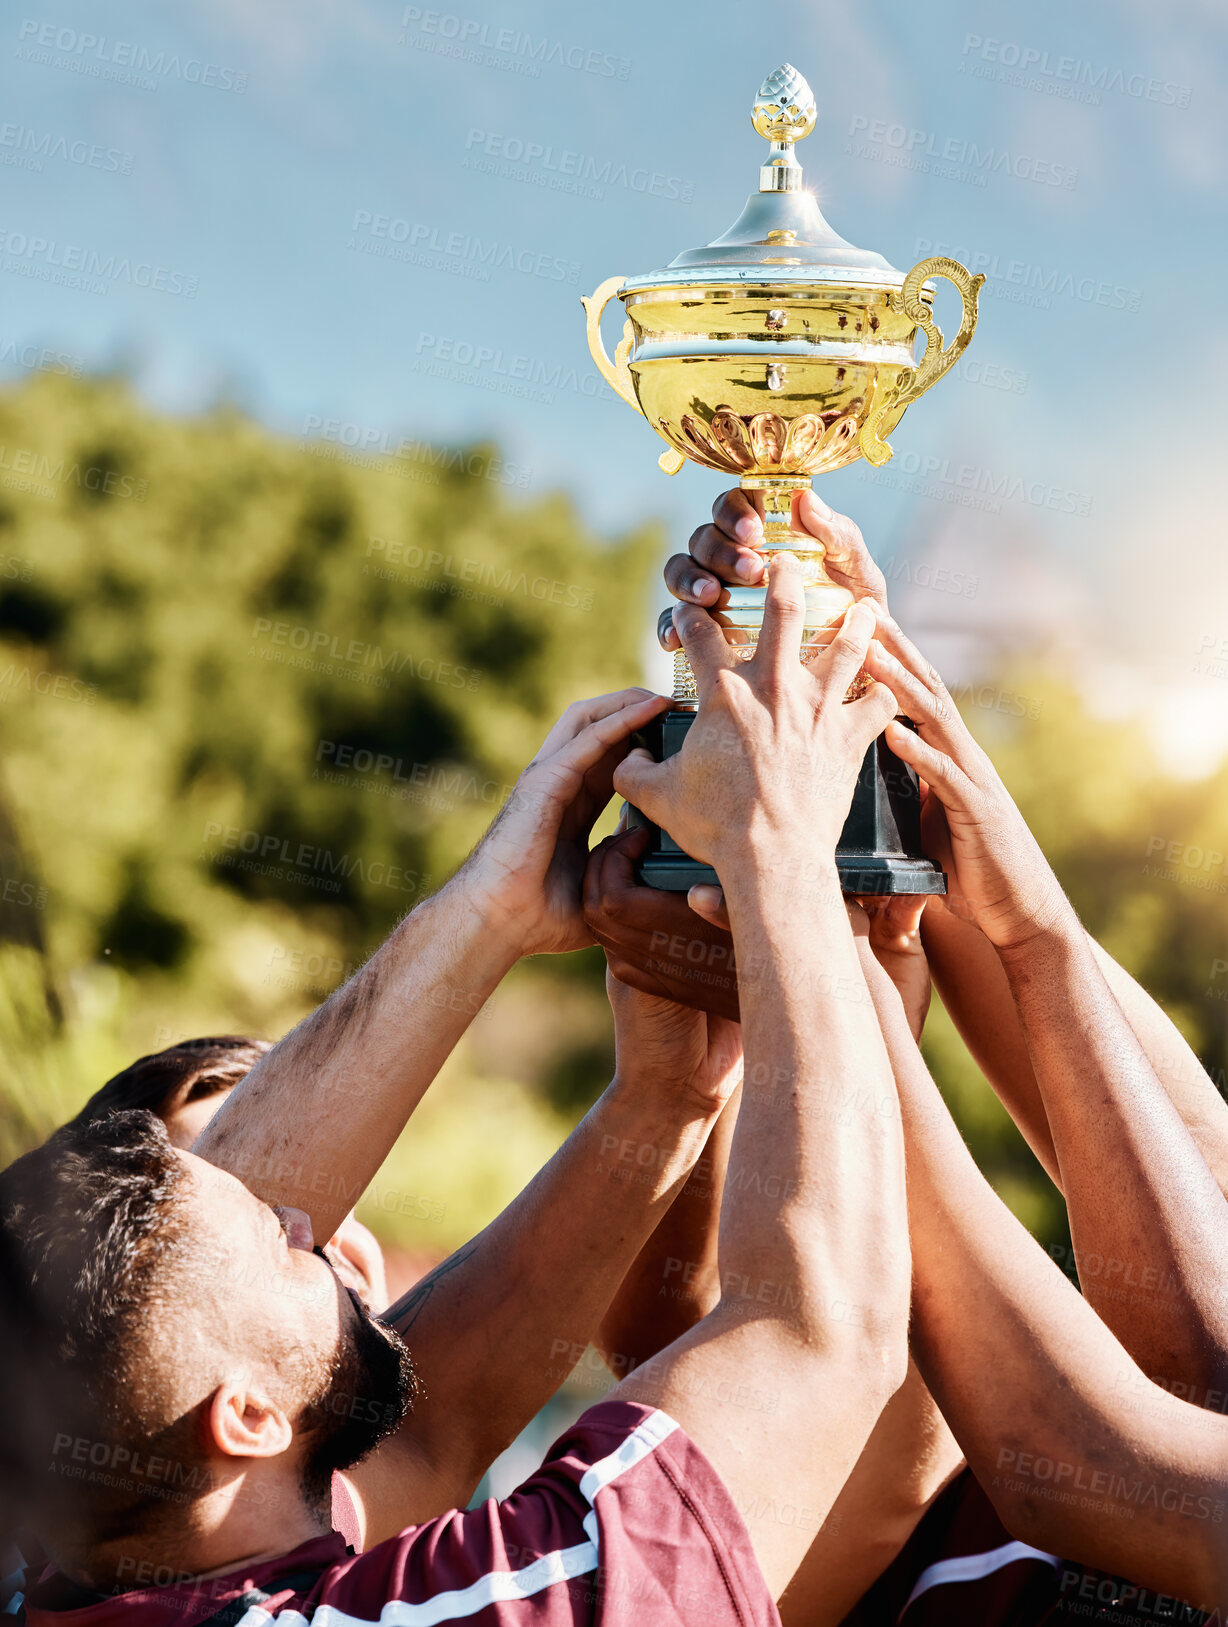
[[670, 473, 855, 704]]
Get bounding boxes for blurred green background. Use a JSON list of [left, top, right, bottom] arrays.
[[1, 371, 1225, 1278]]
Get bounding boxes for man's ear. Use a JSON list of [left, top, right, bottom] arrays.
[[206, 1383, 293, 1460]]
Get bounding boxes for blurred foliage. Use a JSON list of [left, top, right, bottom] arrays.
[[0, 372, 1225, 1265], [0, 371, 656, 1210]]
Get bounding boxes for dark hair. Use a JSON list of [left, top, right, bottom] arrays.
[[71, 1036, 271, 1129], [0, 1111, 203, 1545], [0, 1224, 82, 1551]]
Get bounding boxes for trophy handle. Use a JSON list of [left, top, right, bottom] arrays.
[[581, 275, 641, 414], [581, 276, 687, 475], [859, 256, 985, 467]]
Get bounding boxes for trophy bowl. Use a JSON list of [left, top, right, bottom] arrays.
[[582, 64, 983, 892]]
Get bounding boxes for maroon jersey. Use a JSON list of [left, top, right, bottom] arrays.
[[841, 1470, 1213, 1626], [21, 1402, 777, 1626]]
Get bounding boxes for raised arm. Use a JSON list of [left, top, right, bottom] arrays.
[[585, 832, 740, 1371], [860, 940, 1228, 1605], [922, 900, 1228, 1193], [606, 562, 913, 1599], [867, 617, 1228, 1402], [194, 687, 668, 1241], [349, 971, 740, 1543], [588, 833, 961, 1625], [661, 487, 1228, 1199]]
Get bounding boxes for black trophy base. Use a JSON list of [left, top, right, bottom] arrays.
[[629, 710, 946, 897]]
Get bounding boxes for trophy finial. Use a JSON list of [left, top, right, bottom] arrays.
[[752, 64, 817, 142], [752, 64, 817, 193]]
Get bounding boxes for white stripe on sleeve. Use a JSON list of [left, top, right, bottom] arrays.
[[579, 1408, 679, 1552], [261, 1410, 681, 1627], [900, 1540, 1061, 1619]]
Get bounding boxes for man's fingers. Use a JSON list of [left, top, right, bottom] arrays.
[[547, 693, 669, 784], [821, 600, 878, 698], [687, 884, 731, 932], [583, 824, 649, 920], [868, 615, 958, 717], [657, 606, 682, 652], [884, 719, 973, 808], [604, 951, 666, 1002], [612, 746, 670, 826], [712, 486, 765, 549], [536, 687, 662, 758], [847, 677, 900, 745], [663, 548, 724, 609], [583, 830, 630, 921], [704, 495, 768, 584], [673, 601, 734, 698], [861, 639, 963, 750], [862, 892, 927, 944], [753, 552, 807, 675], [796, 491, 887, 607]]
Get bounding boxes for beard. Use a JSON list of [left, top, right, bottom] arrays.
[[298, 1291, 418, 1508]]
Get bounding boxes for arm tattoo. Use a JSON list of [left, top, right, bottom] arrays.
[[383, 1242, 479, 1335]]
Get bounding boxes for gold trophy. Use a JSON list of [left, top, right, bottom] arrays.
[[582, 63, 983, 894]]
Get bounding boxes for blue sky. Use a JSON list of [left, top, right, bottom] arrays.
[[2, 0, 1226, 764]]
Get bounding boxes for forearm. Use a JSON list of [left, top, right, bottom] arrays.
[[365, 1072, 724, 1526], [612, 860, 912, 1599], [779, 1361, 963, 1627], [720, 864, 908, 1358], [1090, 938, 1228, 1193], [924, 903, 1228, 1196], [869, 955, 1228, 1600], [195, 873, 519, 1239], [772, 937, 970, 1627], [596, 1087, 737, 1370], [922, 902, 1060, 1181], [1001, 922, 1228, 1392]]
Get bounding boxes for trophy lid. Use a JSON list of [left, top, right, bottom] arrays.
[[622, 65, 904, 292]]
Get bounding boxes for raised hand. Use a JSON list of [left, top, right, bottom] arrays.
[[463, 688, 669, 956], [584, 826, 740, 1020], [606, 965, 743, 1120], [616, 556, 897, 878], [862, 616, 1073, 952], [857, 893, 932, 1042], [657, 487, 888, 653]]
